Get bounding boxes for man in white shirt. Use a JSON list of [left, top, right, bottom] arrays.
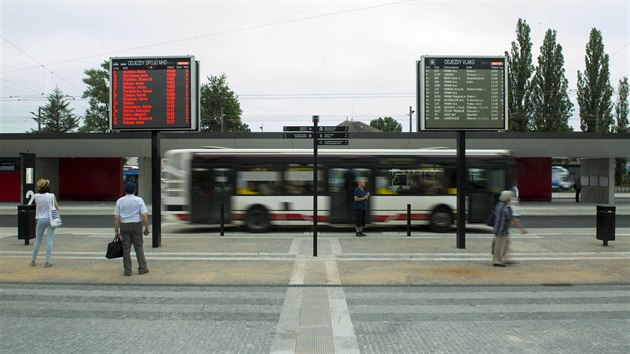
[[114, 183, 150, 276]]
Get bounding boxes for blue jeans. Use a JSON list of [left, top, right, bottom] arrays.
[[32, 217, 55, 263]]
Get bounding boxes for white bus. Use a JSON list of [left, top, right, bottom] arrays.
[[163, 148, 512, 232]]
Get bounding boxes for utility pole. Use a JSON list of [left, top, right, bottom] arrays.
[[38, 107, 42, 133], [408, 106, 415, 133], [220, 106, 224, 132]]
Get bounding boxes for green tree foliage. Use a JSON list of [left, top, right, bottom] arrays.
[[577, 28, 614, 132], [200, 74, 249, 132], [80, 60, 110, 132], [615, 77, 629, 133], [529, 29, 573, 132], [614, 77, 629, 186], [369, 116, 402, 132], [506, 18, 534, 131], [29, 86, 79, 133]]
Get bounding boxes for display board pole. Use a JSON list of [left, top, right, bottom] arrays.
[[312, 115, 319, 257], [456, 130, 466, 249], [151, 131, 162, 248]]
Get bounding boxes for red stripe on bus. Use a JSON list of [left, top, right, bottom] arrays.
[[231, 212, 329, 222], [372, 213, 430, 222]]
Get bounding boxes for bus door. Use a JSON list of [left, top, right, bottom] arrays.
[[328, 167, 370, 224], [190, 163, 234, 224], [468, 168, 506, 223]]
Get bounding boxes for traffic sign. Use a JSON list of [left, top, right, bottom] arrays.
[[317, 132, 348, 139], [283, 126, 313, 132], [283, 132, 313, 139], [317, 126, 348, 132], [317, 139, 348, 145], [284, 125, 349, 132]]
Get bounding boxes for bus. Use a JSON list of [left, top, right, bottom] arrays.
[[163, 148, 512, 232], [552, 166, 575, 190]]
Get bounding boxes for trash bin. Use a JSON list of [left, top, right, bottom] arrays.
[[17, 204, 36, 245], [596, 204, 615, 246]]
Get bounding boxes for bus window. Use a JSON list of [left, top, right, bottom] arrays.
[[377, 165, 451, 195], [237, 167, 281, 195], [468, 168, 505, 195], [284, 164, 324, 195]]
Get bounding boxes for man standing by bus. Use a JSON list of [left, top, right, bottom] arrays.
[[114, 183, 150, 276], [354, 178, 370, 237]]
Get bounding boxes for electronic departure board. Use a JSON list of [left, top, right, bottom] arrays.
[[418, 56, 507, 130], [110, 56, 199, 131]]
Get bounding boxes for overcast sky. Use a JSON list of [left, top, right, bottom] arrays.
[[1, 0, 628, 133]]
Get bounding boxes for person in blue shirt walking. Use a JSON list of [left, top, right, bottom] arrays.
[[492, 190, 526, 267], [354, 178, 370, 237]]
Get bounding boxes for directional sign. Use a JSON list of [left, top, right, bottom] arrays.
[[317, 126, 348, 132], [317, 132, 348, 139], [283, 126, 314, 132], [283, 132, 313, 139], [318, 139, 349, 146], [284, 125, 349, 132]]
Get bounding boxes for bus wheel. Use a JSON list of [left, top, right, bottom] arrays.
[[245, 205, 271, 233], [430, 207, 452, 233]]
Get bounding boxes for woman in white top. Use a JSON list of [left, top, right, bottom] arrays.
[[31, 178, 59, 268]]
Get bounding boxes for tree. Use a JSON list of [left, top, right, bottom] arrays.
[[29, 86, 79, 133], [615, 77, 629, 133], [199, 74, 249, 132], [506, 18, 534, 131], [369, 116, 402, 132], [80, 60, 110, 132], [577, 28, 614, 132], [528, 29, 573, 132], [614, 77, 629, 185]]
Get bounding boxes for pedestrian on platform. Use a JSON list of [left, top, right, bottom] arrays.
[[113, 183, 150, 276], [575, 177, 582, 203], [492, 190, 527, 267], [31, 178, 59, 268], [354, 178, 370, 237]]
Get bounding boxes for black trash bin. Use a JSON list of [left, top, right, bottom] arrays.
[[17, 204, 36, 245], [596, 204, 616, 246]]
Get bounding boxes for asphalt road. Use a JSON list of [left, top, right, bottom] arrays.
[[3, 214, 629, 230]]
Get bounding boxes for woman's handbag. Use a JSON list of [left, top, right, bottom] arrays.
[[49, 197, 62, 228], [106, 238, 123, 259]]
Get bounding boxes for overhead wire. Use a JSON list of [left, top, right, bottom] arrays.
[[1, 0, 413, 75], [1, 35, 86, 94]]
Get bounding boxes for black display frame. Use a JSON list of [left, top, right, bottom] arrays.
[[109, 56, 199, 131], [417, 55, 508, 131]]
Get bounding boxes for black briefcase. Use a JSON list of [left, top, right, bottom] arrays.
[[106, 238, 123, 259]]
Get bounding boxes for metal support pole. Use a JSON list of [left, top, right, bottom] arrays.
[[220, 204, 225, 236], [456, 131, 466, 249], [406, 204, 411, 236], [312, 115, 319, 257], [151, 131, 161, 248], [220, 106, 224, 132], [408, 106, 414, 133]]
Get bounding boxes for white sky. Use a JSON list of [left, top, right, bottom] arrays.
[[1, 0, 628, 133]]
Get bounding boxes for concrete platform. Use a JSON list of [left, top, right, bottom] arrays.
[[1, 226, 628, 286]]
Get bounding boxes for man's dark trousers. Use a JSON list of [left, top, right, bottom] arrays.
[[120, 222, 148, 273]]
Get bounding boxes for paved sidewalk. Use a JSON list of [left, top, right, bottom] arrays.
[[2, 226, 629, 354], [1, 225, 628, 286]]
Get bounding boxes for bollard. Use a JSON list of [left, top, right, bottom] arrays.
[[407, 204, 411, 236], [220, 204, 225, 236]]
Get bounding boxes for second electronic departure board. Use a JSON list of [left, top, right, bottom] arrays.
[[418, 56, 508, 130], [110, 56, 199, 131]]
